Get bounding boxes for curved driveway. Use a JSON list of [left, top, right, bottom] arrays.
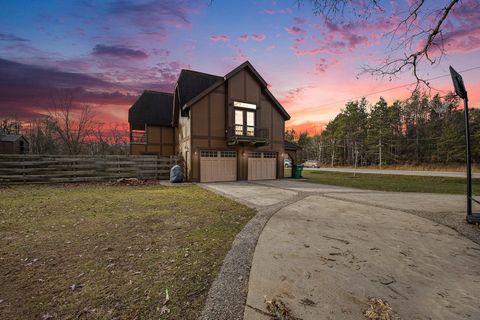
[[204, 180, 480, 320]]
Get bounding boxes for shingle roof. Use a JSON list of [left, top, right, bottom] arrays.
[[177, 70, 223, 107], [284, 140, 302, 151], [128, 91, 173, 127], [182, 61, 291, 120], [0, 134, 23, 142]]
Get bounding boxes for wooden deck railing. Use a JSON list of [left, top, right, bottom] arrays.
[[0, 154, 182, 184]]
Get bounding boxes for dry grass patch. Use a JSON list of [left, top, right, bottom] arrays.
[[0, 183, 255, 319]]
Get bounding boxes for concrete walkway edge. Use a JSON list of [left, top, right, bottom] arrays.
[[199, 183, 307, 320]]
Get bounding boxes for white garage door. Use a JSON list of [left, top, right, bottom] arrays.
[[200, 150, 237, 182], [248, 152, 277, 180]]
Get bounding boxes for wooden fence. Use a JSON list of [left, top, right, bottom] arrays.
[[0, 154, 182, 184]]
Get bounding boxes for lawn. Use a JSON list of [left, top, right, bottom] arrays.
[[286, 168, 480, 194], [0, 183, 255, 320]]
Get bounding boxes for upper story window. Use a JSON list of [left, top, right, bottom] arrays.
[[131, 130, 146, 143], [234, 101, 256, 136]]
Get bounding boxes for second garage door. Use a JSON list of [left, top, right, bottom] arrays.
[[200, 150, 237, 182], [248, 152, 277, 180]]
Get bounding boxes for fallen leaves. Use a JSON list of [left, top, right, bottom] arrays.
[[264, 297, 302, 320], [364, 297, 394, 320]]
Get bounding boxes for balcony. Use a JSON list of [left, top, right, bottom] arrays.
[[227, 125, 269, 145]]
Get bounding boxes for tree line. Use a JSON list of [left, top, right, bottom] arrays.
[[0, 91, 129, 155], [287, 92, 480, 166]]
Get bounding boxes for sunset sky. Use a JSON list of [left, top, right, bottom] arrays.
[[1, 0, 480, 134]]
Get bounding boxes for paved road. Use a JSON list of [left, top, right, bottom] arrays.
[[307, 167, 480, 178], [204, 180, 480, 320]]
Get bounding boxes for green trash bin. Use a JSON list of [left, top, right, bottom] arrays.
[[291, 164, 304, 178]]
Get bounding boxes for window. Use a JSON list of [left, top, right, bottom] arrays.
[[220, 151, 236, 158], [248, 152, 262, 158], [131, 130, 146, 143], [235, 110, 243, 135], [246, 111, 254, 136], [234, 109, 255, 136], [201, 150, 218, 157]]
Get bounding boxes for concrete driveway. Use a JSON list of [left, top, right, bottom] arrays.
[[203, 180, 480, 320]]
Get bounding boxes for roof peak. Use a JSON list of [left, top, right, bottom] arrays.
[[179, 69, 222, 79]]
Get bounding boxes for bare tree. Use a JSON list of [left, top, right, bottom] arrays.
[[0, 117, 22, 135], [25, 116, 58, 154], [299, 0, 466, 89], [48, 91, 96, 154]]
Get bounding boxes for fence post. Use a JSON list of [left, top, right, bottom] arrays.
[[22, 155, 26, 183]]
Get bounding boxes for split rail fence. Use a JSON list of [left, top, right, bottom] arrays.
[[0, 154, 181, 184]]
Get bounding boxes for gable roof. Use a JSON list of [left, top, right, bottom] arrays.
[[0, 134, 26, 142], [128, 91, 173, 127], [182, 61, 290, 120], [284, 140, 302, 151], [177, 69, 223, 108]]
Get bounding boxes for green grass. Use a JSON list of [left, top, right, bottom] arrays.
[[285, 168, 480, 194], [0, 184, 255, 320]]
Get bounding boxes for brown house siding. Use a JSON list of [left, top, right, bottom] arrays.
[[130, 125, 175, 156], [186, 70, 285, 182], [129, 62, 290, 182]]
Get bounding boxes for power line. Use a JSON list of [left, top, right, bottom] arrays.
[[302, 66, 480, 112]]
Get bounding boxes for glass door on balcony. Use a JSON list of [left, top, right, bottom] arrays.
[[235, 109, 255, 136], [235, 110, 244, 135], [246, 111, 254, 136]]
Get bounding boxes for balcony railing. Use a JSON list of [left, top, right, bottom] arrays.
[[227, 125, 269, 145]]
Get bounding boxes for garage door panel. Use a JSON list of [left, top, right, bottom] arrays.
[[200, 151, 237, 182], [248, 152, 276, 180]]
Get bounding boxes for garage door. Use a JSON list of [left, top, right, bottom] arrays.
[[248, 152, 277, 180], [200, 150, 237, 182]]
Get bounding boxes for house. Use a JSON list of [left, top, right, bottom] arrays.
[[128, 61, 291, 182], [0, 134, 29, 154]]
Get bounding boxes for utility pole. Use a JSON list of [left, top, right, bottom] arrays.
[[331, 139, 335, 167], [379, 130, 382, 169], [319, 140, 323, 166], [353, 143, 359, 177]]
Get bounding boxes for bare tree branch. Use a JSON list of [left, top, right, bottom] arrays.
[[301, 0, 461, 91]]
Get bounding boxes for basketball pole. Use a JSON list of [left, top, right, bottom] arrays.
[[450, 66, 480, 223]]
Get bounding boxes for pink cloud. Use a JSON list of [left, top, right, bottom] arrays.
[[209, 35, 229, 42], [262, 9, 275, 14], [441, 27, 480, 53], [279, 86, 313, 107], [324, 20, 369, 49], [278, 8, 292, 14], [285, 26, 306, 35], [239, 34, 249, 41], [294, 17, 305, 25], [315, 58, 339, 73], [290, 37, 329, 56], [294, 48, 326, 56], [251, 34, 266, 41], [229, 44, 247, 62], [265, 44, 276, 51]]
